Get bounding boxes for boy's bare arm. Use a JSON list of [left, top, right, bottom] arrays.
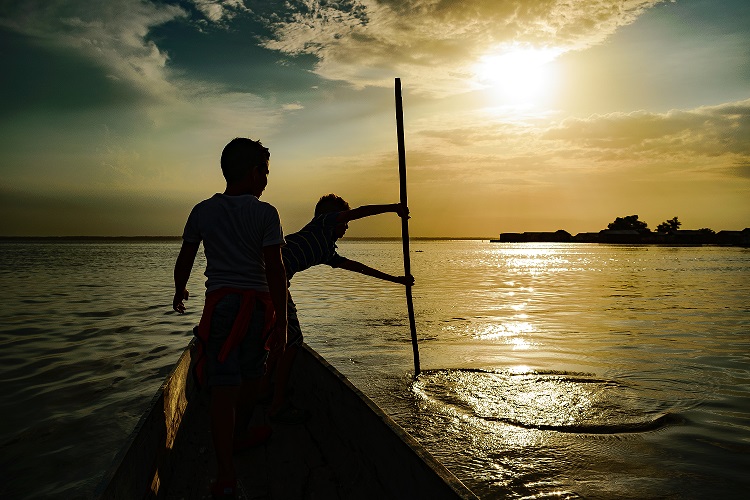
[[337, 258, 414, 286], [173, 241, 200, 313], [337, 203, 408, 223], [263, 244, 288, 351]]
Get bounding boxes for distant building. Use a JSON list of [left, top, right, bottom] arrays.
[[497, 230, 571, 242], [572, 232, 600, 243], [491, 227, 748, 246], [672, 230, 715, 244], [597, 229, 643, 243], [716, 229, 750, 246], [496, 232, 523, 242]]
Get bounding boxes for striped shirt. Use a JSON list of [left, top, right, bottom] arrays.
[[282, 212, 345, 280]]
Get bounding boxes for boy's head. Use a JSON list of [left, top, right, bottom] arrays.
[[315, 194, 350, 216], [221, 138, 270, 185], [315, 194, 350, 238]]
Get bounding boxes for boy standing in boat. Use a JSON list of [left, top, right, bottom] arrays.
[[264, 194, 413, 423], [172, 138, 287, 499]]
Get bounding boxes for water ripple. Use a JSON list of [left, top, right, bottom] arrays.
[[415, 368, 687, 435]]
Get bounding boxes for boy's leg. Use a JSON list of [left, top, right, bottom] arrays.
[[257, 350, 279, 402], [235, 376, 261, 434], [258, 290, 292, 402], [268, 295, 302, 417], [268, 343, 299, 416], [206, 294, 265, 486], [211, 386, 239, 482], [235, 299, 271, 437]]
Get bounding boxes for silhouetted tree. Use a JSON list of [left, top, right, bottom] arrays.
[[607, 215, 650, 232], [656, 216, 681, 234], [698, 228, 715, 235]]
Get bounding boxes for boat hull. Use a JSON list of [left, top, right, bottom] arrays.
[[96, 340, 477, 499]]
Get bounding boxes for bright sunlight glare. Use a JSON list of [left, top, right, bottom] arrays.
[[475, 45, 563, 107]]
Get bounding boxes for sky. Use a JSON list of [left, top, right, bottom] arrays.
[[0, 0, 748, 237]]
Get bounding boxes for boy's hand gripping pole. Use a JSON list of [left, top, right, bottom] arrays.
[[395, 78, 421, 377]]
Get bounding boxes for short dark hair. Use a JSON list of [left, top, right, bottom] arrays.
[[315, 194, 350, 215], [220, 138, 270, 183]]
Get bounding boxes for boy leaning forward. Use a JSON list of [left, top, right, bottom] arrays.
[[172, 137, 288, 499]]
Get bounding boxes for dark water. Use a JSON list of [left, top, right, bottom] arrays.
[[1, 240, 749, 498]]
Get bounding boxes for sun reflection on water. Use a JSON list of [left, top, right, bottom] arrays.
[[341, 241, 747, 499], [508, 365, 533, 375], [414, 368, 679, 437], [472, 321, 535, 351]]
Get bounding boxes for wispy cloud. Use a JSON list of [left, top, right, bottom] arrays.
[[282, 102, 304, 110], [90, 89, 288, 190], [543, 99, 750, 161], [0, 0, 667, 98], [0, 1, 189, 99], [0, 1, 298, 146], [376, 98, 750, 193], [732, 162, 750, 179], [259, 0, 666, 95], [190, 0, 248, 22]]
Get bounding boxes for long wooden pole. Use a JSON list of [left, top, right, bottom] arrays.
[[395, 77, 421, 376]]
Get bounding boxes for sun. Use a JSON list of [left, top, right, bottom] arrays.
[[474, 45, 562, 107]]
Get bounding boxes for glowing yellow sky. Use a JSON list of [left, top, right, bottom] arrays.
[[0, 0, 748, 236]]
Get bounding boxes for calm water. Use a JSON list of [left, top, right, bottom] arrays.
[[1, 240, 749, 499]]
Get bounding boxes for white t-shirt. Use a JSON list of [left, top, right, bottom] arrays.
[[182, 193, 285, 292]]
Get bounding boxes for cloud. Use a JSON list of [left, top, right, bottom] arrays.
[[0, 1, 668, 99], [543, 99, 750, 160], [731, 162, 750, 179], [259, 0, 666, 95], [97, 89, 289, 188], [376, 98, 750, 195], [190, 0, 248, 22], [0, 0, 186, 99], [0, 1, 292, 142]]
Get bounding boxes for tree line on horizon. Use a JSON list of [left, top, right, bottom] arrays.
[[497, 215, 747, 244], [606, 215, 715, 235]]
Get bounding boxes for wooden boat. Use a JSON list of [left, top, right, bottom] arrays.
[[95, 339, 478, 499]]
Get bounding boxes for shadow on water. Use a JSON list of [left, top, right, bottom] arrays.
[[413, 368, 685, 435]]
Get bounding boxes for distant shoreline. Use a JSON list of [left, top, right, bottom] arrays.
[[0, 235, 183, 242], [0, 235, 491, 242], [1, 233, 748, 245], [490, 228, 750, 246]]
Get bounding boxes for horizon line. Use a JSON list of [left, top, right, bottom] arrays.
[[0, 235, 494, 241]]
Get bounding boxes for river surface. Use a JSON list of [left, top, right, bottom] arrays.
[[1, 240, 748, 499]]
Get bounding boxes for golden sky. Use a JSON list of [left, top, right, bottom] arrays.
[[1, 0, 748, 237]]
